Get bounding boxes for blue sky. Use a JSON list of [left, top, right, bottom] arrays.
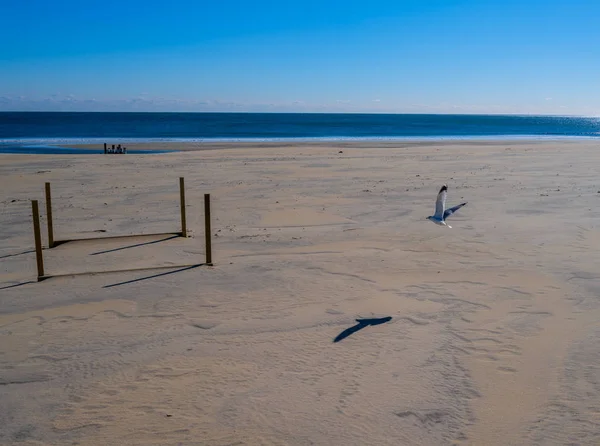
[[1, 0, 599, 114]]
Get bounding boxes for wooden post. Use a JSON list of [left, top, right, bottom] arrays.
[[104, 143, 107, 154], [31, 200, 45, 280], [204, 193, 212, 265], [179, 177, 187, 237], [45, 182, 54, 248]]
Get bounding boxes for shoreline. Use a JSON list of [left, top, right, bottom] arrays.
[[0, 136, 597, 154]]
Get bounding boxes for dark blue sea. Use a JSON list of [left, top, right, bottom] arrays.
[[0, 112, 598, 154]]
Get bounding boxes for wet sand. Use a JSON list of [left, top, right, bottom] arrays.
[[1, 140, 600, 445]]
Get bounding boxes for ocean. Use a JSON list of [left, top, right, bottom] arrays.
[[0, 112, 598, 154]]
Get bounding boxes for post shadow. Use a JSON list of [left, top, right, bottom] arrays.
[[103, 264, 203, 288], [0, 281, 37, 290], [90, 235, 179, 256], [333, 316, 392, 343], [0, 249, 35, 260]]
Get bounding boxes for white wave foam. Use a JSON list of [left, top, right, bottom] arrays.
[[1, 135, 598, 146]]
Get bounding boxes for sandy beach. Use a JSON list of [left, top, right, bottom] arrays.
[[1, 139, 600, 445]]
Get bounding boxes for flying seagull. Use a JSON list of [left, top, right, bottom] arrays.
[[426, 184, 467, 228]]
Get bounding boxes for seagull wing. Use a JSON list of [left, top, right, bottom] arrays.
[[444, 202, 467, 219], [433, 184, 447, 219]]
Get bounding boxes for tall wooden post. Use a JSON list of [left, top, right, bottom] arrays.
[[179, 177, 187, 237], [45, 182, 54, 248], [204, 194, 212, 265], [31, 200, 45, 280], [104, 143, 107, 154]]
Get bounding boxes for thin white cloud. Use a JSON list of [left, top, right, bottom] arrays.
[[0, 95, 594, 115]]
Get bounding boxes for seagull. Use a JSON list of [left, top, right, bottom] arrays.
[[426, 184, 467, 228]]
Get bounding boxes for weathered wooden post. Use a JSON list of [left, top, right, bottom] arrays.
[[179, 177, 187, 237], [45, 182, 55, 248], [204, 193, 212, 265], [31, 200, 45, 280]]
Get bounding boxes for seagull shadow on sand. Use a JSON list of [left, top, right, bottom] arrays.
[[333, 316, 392, 343]]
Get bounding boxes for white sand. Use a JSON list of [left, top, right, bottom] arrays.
[[1, 140, 600, 445]]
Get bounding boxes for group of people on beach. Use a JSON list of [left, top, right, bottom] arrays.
[[104, 143, 127, 154]]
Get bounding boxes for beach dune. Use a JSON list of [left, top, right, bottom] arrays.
[[1, 140, 600, 445]]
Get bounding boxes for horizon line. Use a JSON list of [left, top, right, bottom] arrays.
[[0, 110, 597, 118]]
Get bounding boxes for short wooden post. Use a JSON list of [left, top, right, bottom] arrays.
[[45, 182, 54, 248], [204, 193, 212, 265], [179, 177, 187, 237], [104, 143, 107, 154], [31, 200, 45, 280]]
